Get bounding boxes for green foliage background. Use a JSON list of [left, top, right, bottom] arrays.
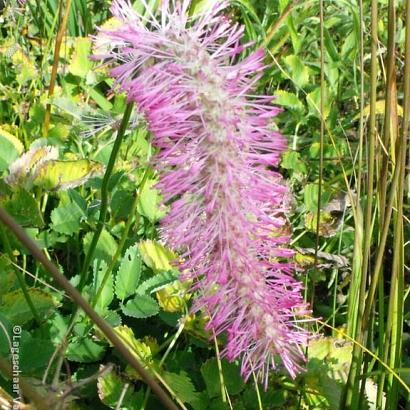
[[0, 0, 409, 409]]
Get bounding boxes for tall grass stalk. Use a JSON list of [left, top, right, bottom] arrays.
[[383, 0, 410, 405], [43, 0, 72, 137]]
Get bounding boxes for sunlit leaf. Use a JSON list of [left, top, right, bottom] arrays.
[[138, 240, 176, 271], [355, 100, 403, 119], [275, 90, 305, 113], [284, 54, 310, 88], [0, 128, 24, 172], [137, 179, 165, 222], [156, 280, 190, 313], [69, 37, 92, 77], [11, 49, 36, 84], [304, 337, 353, 409], [6, 145, 59, 187], [32, 159, 104, 190]]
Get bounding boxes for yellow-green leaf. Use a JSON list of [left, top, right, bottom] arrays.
[[354, 100, 403, 119], [69, 37, 92, 77], [138, 240, 176, 271], [0, 127, 24, 172], [32, 159, 103, 190]]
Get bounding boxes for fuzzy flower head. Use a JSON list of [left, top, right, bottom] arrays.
[[94, 0, 312, 386]]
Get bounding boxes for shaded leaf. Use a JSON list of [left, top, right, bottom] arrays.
[[201, 358, 245, 398], [0, 288, 59, 325], [162, 371, 201, 405], [97, 368, 143, 409], [66, 337, 106, 363], [122, 294, 159, 319], [51, 200, 85, 235], [304, 183, 331, 213], [3, 189, 43, 227]]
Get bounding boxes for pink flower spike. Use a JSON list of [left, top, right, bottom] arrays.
[[93, 0, 313, 385]]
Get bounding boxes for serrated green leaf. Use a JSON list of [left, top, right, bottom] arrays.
[[0, 288, 59, 325], [2, 188, 43, 227], [92, 260, 113, 314], [135, 270, 178, 295], [122, 294, 159, 319], [66, 337, 106, 363], [114, 325, 153, 363], [275, 90, 305, 112], [32, 159, 104, 190], [139, 240, 176, 271], [115, 245, 142, 301], [284, 54, 310, 88], [51, 200, 85, 235], [137, 179, 165, 222], [281, 151, 307, 173], [162, 371, 200, 405], [83, 229, 117, 264]]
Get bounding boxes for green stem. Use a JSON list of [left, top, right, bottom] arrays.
[[92, 167, 150, 308], [79, 102, 134, 290]]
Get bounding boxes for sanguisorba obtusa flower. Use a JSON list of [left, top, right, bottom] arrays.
[[94, 0, 312, 386]]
